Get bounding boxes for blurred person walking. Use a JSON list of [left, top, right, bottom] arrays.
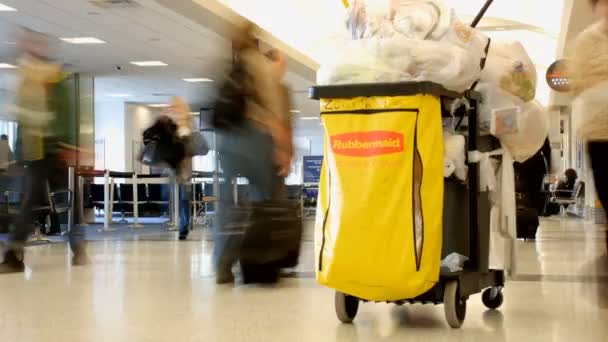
[[0, 29, 87, 273], [212, 21, 298, 284], [570, 0, 608, 252], [166, 96, 195, 241], [0, 134, 14, 172]]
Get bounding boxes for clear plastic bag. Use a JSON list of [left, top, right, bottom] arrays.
[[346, 0, 451, 40], [481, 40, 537, 102], [491, 106, 521, 137], [477, 83, 524, 133]]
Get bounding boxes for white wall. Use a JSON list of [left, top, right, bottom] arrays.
[[124, 104, 163, 172], [94, 101, 126, 171]]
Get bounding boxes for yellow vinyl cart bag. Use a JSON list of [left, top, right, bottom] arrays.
[[315, 94, 444, 301]]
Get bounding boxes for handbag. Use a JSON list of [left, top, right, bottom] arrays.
[[141, 141, 161, 165]]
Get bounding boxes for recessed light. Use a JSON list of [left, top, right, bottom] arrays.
[[130, 61, 168, 67], [108, 94, 131, 98], [0, 63, 16, 69], [0, 3, 17, 11], [290, 109, 301, 113], [182, 78, 214, 83], [149, 104, 170, 108], [60, 37, 106, 44], [300, 117, 319, 120]]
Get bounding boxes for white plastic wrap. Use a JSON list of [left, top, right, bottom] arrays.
[[481, 40, 537, 102], [489, 148, 517, 275], [443, 132, 467, 181], [499, 100, 548, 163]]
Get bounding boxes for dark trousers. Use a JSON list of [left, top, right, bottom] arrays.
[[588, 141, 608, 249]]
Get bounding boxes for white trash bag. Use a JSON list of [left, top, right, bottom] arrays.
[[499, 100, 548, 163], [443, 132, 467, 181], [481, 40, 537, 102]]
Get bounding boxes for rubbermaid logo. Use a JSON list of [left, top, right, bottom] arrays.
[[331, 131, 404, 157]]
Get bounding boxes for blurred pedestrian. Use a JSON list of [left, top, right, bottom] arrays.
[[166, 96, 194, 240], [213, 21, 296, 284], [570, 0, 608, 252], [0, 29, 87, 273]]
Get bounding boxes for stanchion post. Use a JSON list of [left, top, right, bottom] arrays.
[[67, 166, 75, 233], [100, 170, 117, 232], [103, 170, 110, 229], [129, 173, 143, 229]]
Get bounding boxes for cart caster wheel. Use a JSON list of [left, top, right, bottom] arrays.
[[482, 288, 504, 310], [335, 292, 359, 324], [444, 281, 466, 329]]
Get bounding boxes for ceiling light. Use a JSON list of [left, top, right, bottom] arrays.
[[190, 112, 200, 115], [183, 78, 214, 83], [108, 94, 131, 98], [0, 3, 17, 11], [130, 61, 168, 67], [3, 41, 16, 45], [290, 109, 301, 113], [148, 104, 170, 108], [60, 37, 106, 44], [0, 63, 16, 69], [300, 117, 319, 120]]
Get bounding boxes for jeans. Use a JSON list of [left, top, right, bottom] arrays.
[[179, 185, 191, 237]]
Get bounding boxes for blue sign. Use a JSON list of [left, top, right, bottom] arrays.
[[303, 156, 323, 184]]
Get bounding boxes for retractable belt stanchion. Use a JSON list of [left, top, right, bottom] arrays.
[[129, 173, 143, 229], [67, 166, 75, 234], [100, 169, 116, 232], [166, 180, 180, 231]]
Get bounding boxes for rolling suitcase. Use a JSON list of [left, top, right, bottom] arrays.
[[239, 199, 303, 284]]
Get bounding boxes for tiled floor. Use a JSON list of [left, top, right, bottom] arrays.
[[0, 217, 606, 341]]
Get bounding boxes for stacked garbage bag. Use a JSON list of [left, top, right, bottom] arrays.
[[318, 0, 489, 93]]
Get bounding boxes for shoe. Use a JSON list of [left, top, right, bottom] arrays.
[[178, 235, 188, 241], [216, 270, 235, 285], [72, 251, 89, 266], [0, 250, 25, 274], [71, 243, 89, 266]]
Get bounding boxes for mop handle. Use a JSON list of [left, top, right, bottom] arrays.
[[470, 0, 495, 28]]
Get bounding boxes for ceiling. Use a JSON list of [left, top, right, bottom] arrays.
[[0, 0, 321, 135]]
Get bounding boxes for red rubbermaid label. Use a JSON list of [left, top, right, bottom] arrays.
[[331, 131, 404, 157]]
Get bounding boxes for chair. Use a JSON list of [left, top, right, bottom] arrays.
[[550, 181, 585, 216], [146, 183, 170, 217], [117, 183, 147, 220], [89, 183, 119, 217]]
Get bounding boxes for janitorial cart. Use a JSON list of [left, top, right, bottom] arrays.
[[309, 82, 505, 329]]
